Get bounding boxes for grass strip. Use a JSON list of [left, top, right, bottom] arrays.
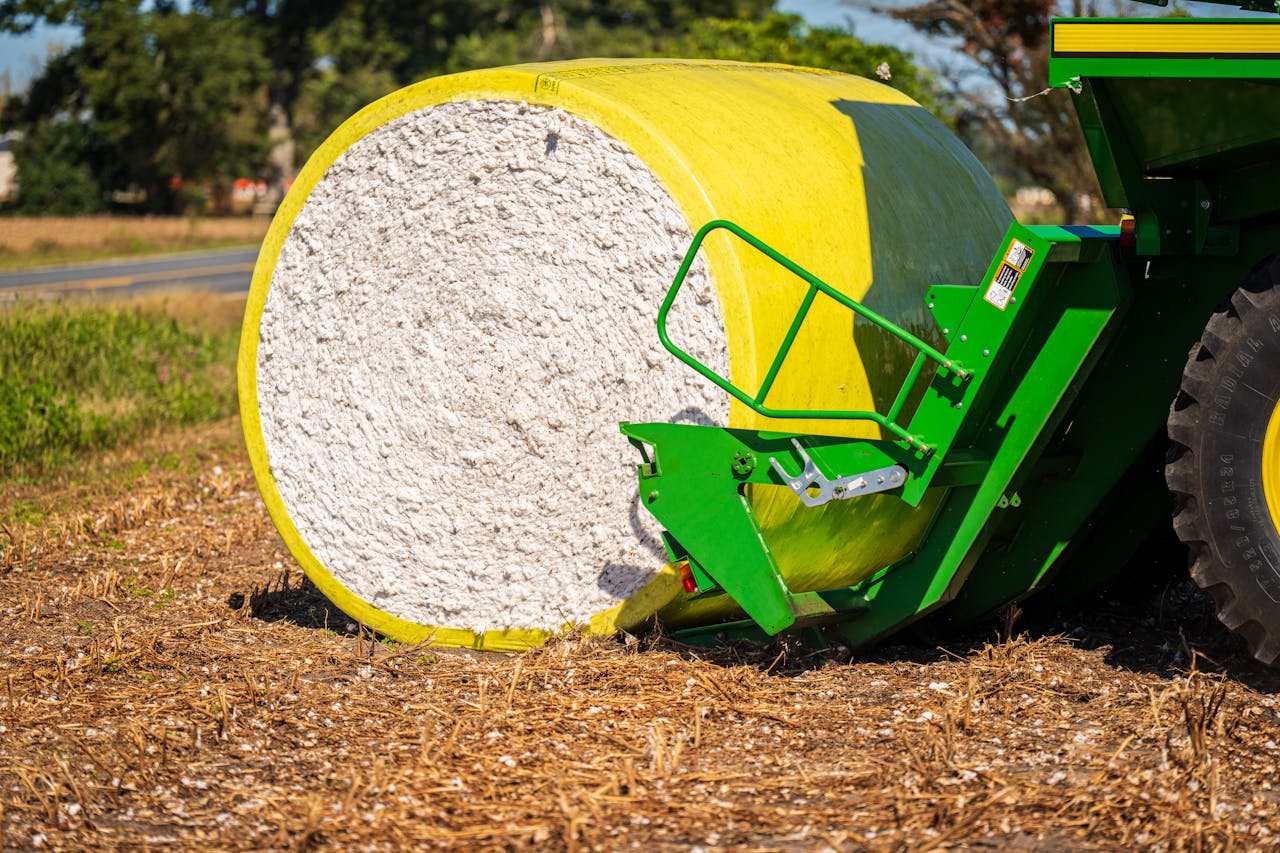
[[0, 294, 242, 479]]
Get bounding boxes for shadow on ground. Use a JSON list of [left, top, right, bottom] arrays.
[[1011, 522, 1280, 693], [234, 569, 356, 635], [646, 523, 1280, 693], [236, 525, 1280, 692]]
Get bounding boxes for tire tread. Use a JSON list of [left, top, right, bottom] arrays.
[[1167, 255, 1280, 668]]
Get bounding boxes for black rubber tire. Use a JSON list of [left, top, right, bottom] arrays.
[[1167, 255, 1280, 667]]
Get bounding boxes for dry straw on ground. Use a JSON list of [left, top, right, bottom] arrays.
[[2, 418, 1279, 851], [0, 217, 269, 253], [0, 217, 268, 269]]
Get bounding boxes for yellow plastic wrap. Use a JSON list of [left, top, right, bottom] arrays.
[[240, 58, 1011, 649]]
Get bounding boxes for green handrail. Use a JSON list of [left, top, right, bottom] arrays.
[[656, 220, 962, 445]]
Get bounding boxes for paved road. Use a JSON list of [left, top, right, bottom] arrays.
[[0, 246, 260, 298]]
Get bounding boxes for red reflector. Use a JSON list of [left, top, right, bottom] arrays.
[[1119, 215, 1136, 248], [678, 561, 698, 593]]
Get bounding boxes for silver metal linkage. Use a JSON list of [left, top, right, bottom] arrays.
[[770, 439, 906, 508]]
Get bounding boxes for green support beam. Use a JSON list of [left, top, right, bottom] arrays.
[[625, 222, 1132, 647]]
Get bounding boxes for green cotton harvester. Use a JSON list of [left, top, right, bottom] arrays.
[[621, 3, 1280, 664]]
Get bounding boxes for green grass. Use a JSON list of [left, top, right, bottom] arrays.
[[0, 297, 240, 479]]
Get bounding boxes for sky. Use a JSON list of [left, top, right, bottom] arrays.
[[0, 21, 76, 93], [779, 0, 923, 44]]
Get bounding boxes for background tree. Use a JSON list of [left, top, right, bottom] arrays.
[[9, 117, 100, 213], [190, 0, 787, 203], [442, 0, 774, 69], [3, 0, 270, 212], [673, 12, 938, 111], [870, 0, 1106, 221], [2, 0, 941, 214]]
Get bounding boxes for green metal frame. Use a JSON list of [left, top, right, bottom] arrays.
[[624, 222, 1132, 644], [1050, 18, 1280, 84], [621, 424, 900, 634], [658, 220, 963, 447], [618, 12, 1280, 648], [1049, 17, 1280, 255]]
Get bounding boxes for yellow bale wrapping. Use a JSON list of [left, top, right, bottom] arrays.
[[240, 59, 1011, 650]]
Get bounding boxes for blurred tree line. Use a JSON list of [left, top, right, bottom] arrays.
[[0, 0, 934, 215], [879, 0, 1121, 222]]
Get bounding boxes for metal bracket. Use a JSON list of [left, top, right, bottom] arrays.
[[770, 439, 906, 508]]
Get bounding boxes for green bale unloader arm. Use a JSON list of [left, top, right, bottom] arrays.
[[623, 5, 1280, 664]]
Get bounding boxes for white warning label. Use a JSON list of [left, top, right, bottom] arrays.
[[985, 239, 1034, 310]]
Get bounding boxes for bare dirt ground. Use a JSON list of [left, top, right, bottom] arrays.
[[2, 419, 1279, 851]]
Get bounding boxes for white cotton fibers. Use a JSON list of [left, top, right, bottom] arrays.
[[256, 100, 728, 633]]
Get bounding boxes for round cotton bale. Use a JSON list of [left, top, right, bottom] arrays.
[[239, 59, 1012, 651]]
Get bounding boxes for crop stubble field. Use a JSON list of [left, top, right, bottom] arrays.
[[1, 300, 1280, 850], [3, 421, 1280, 851]]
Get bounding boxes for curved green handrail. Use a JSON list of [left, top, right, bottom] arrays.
[[656, 219, 961, 445]]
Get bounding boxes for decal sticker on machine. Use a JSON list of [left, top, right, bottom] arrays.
[[1005, 239, 1033, 271], [985, 239, 1033, 311]]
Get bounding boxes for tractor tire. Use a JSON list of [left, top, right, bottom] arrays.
[[1167, 255, 1280, 667]]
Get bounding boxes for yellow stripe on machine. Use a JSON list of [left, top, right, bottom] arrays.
[[1053, 21, 1280, 57]]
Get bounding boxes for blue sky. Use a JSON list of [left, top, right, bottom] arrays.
[[779, 0, 920, 42], [0, 20, 77, 92]]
